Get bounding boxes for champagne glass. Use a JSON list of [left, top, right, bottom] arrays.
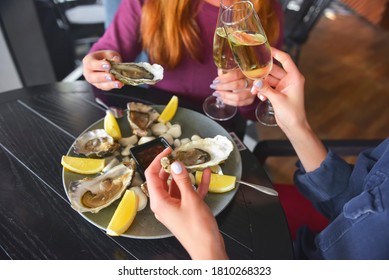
[[221, 1, 276, 126], [203, 0, 238, 121]]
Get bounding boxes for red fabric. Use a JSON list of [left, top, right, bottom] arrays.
[[274, 184, 329, 240]]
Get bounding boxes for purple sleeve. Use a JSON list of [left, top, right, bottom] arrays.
[[89, 0, 143, 62]]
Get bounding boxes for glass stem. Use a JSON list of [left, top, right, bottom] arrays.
[[215, 97, 225, 109], [266, 100, 275, 115]]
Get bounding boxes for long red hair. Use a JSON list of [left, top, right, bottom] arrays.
[[141, 0, 280, 69]]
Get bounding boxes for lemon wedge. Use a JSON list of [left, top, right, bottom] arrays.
[[106, 189, 138, 236], [61, 155, 105, 175], [104, 110, 122, 140], [158, 95, 178, 124], [195, 171, 236, 193]]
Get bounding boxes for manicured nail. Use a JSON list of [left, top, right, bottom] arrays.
[[105, 75, 112, 81], [212, 79, 220, 84], [254, 80, 263, 88], [113, 82, 120, 88], [212, 91, 220, 97], [171, 162, 183, 174], [259, 94, 265, 101], [250, 86, 256, 94], [102, 64, 110, 70], [210, 84, 217, 90], [112, 56, 120, 60]]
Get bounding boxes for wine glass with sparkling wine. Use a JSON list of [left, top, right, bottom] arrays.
[[221, 1, 276, 126], [203, 0, 238, 121]]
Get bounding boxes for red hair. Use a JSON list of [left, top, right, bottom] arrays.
[[141, 0, 280, 69]]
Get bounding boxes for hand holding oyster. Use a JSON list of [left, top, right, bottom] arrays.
[[108, 60, 164, 86]]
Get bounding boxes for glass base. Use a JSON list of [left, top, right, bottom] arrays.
[[203, 95, 237, 121], [255, 100, 277, 126]]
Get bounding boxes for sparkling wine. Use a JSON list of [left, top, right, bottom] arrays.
[[228, 31, 272, 79], [213, 27, 237, 70]]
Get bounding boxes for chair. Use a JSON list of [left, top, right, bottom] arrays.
[[253, 138, 383, 240], [34, 0, 77, 80], [282, 0, 334, 64], [34, 0, 105, 81], [49, 0, 105, 61], [253, 138, 383, 165]]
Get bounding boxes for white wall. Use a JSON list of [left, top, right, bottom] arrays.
[[0, 26, 22, 93]]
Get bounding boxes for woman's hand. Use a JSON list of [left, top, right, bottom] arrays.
[[250, 47, 307, 132], [210, 68, 255, 107], [250, 47, 327, 172], [145, 147, 228, 260], [82, 50, 125, 90]]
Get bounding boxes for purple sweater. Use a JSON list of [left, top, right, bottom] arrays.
[[90, 0, 283, 120]]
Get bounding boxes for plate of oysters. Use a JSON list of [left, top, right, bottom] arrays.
[[62, 101, 242, 239]]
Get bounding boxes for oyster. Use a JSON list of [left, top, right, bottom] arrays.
[[108, 60, 163, 86], [73, 129, 120, 157], [161, 135, 233, 172], [127, 102, 160, 136], [68, 160, 136, 213]]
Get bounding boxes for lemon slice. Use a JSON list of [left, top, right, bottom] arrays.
[[61, 155, 105, 175], [158, 95, 178, 124], [195, 171, 236, 193], [104, 110, 122, 140], [106, 189, 138, 236]]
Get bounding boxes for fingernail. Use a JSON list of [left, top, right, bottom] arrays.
[[212, 91, 220, 97], [112, 56, 120, 60], [105, 75, 112, 81], [254, 80, 263, 88], [250, 86, 256, 94], [259, 94, 265, 101], [212, 79, 220, 84], [102, 64, 110, 70], [114, 82, 120, 88], [210, 84, 217, 90], [171, 162, 182, 174]]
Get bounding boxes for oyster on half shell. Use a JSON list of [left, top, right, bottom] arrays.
[[68, 159, 136, 213], [108, 60, 163, 86], [161, 135, 234, 172], [127, 102, 160, 137], [73, 129, 121, 158]]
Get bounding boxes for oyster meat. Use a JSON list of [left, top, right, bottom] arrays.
[[161, 135, 233, 172], [108, 60, 163, 86], [73, 129, 120, 157], [68, 160, 136, 213], [127, 102, 160, 137]]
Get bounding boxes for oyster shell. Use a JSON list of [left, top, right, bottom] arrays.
[[161, 135, 233, 172], [108, 61, 163, 86], [68, 160, 136, 213], [127, 102, 160, 136], [73, 129, 121, 157]]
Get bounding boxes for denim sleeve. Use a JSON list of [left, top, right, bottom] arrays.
[[293, 150, 354, 217]]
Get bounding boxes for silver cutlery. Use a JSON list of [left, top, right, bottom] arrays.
[[95, 97, 125, 118], [237, 180, 278, 196]]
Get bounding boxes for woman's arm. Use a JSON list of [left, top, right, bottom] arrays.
[[251, 48, 327, 172]]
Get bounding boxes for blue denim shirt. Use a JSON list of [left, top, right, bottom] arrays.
[[293, 138, 389, 259]]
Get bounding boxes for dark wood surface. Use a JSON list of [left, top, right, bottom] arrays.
[[0, 81, 293, 260]]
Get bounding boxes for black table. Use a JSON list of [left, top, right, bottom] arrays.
[[0, 81, 293, 260]]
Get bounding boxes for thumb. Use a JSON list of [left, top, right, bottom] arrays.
[[253, 79, 278, 103], [170, 161, 195, 199]]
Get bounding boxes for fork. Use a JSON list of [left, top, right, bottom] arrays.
[[236, 180, 278, 196]]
